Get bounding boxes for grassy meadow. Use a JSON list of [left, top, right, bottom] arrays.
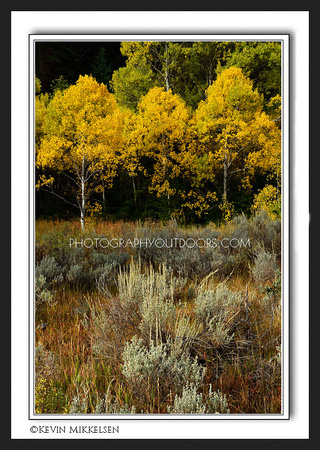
[[34, 211, 282, 415]]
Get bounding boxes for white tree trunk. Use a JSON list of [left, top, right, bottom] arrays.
[[80, 206, 85, 231], [132, 174, 137, 208], [223, 150, 228, 207], [80, 156, 86, 230], [164, 43, 170, 91]]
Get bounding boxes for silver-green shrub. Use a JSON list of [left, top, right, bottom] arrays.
[[117, 262, 186, 306], [69, 395, 88, 414], [66, 261, 116, 288], [168, 383, 206, 414], [251, 247, 278, 285], [121, 336, 205, 401], [35, 274, 53, 308], [115, 262, 186, 344], [35, 255, 64, 284], [195, 283, 242, 325], [69, 393, 137, 415], [248, 210, 281, 255], [139, 295, 176, 345], [91, 263, 196, 363], [194, 283, 242, 348], [94, 393, 137, 414], [66, 264, 84, 285], [205, 385, 230, 414], [168, 383, 229, 414]]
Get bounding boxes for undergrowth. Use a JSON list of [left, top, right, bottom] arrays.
[[34, 211, 282, 415]]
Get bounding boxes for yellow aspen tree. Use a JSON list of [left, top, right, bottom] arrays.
[[195, 66, 280, 221], [117, 106, 143, 209], [246, 109, 281, 183], [36, 75, 123, 229], [127, 86, 192, 216], [252, 185, 281, 220], [246, 110, 282, 217], [35, 91, 50, 153]]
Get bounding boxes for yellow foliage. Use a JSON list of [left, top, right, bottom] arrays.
[[252, 185, 281, 220], [37, 75, 123, 176], [196, 66, 263, 125], [265, 94, 281, 121], [126, 87, 192, 199], [35, 174, 54, 191], [180, 190, 217, 217], [246, 112, 281, 181], [35, 377, 65, 414], [218, 200, 235, 223], [194, 67, 281, 216], [35, 92, 50, 152], [35, 68, 282, 222]]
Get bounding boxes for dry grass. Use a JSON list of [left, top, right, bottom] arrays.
[[34, 216, 282, 415]]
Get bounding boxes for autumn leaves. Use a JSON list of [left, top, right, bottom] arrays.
[[36, 67, 281, 226], [195, 67, 281, 219]]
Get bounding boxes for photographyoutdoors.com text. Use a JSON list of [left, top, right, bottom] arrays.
[[69, 236, 251, 249]]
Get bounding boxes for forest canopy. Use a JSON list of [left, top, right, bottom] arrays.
[[35, 40, 282, 225]]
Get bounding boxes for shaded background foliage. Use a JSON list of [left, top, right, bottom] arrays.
[[36, 42, 125, 93]]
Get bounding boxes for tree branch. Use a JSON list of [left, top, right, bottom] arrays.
[[229, 167, 248, 176], [40, 186, 80, 210], [61, 171, 81, 188]]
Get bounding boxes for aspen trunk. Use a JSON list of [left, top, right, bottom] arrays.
[[164, 43, 170, 91], [223, 152, 228, 207], [80, 178, 85, 231], [80, 156, 86, 231], [102, 179, 106, 215], [165, 70, 170, 92], [80, 206, 85, 231], [132, 175, 137, 209]]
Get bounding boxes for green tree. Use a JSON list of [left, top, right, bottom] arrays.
[[223, 41, 281, 102], [177, 42, 234, 108], [91, 47, 113, 87], [50, 75, 70, 93], [111, 64, 155, 110], [120, 41, 183, 92], [113, 41, 235, 110], [111, 41, 187, 110]]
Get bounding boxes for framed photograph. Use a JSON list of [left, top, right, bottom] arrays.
[[11, 11, 309, 440]]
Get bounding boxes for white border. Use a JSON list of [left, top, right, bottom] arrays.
[[28, 33, 290, 422], [12, 11, 309, 439]]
